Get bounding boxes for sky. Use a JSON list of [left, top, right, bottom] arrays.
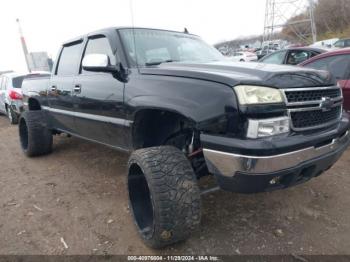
[[0, 0, 266, 72]]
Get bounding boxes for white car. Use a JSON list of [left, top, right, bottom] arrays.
[[0, 72, 50, 124], [229, 51, 258, 62]]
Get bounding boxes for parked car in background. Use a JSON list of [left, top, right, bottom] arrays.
[[299, 48, 350, 112], [0, 72, 50, 124], [333, 38, 350, 49], [310, 38, 339, 49], [259, 47, 326, 65], [229, 51, 258, 62]]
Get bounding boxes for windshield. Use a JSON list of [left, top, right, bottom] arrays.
[[119, 29, 224, 66]]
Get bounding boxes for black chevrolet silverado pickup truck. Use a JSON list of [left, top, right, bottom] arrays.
[[20, 27, 350, 248]]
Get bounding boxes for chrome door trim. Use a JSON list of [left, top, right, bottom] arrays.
[[41, 106, 133, 127]]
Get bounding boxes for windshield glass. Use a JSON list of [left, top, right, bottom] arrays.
[[119, 29, 224, 66]]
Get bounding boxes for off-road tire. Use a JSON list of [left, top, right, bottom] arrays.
[[7, 106, 18, 125], [128, 146, 201, 248], [19, 111, 53, 157]]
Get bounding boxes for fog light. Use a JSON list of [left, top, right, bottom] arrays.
[[247, 117, 290, 138], [269, 177, 280, 185]]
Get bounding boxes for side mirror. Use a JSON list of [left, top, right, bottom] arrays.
[[82, 53, 129, 82], [82, 54, 114, 72]]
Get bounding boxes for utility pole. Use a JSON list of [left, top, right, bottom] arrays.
[[263, 0, 317, 44], [308, 0, 317, 43], [16, 18, 31, 72]]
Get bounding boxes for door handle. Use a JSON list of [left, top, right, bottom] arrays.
[[73, 84, 82, 93], [51, 85, 57, 92]]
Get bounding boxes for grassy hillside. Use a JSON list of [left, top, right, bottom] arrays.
[[316, 27, 350, 41]]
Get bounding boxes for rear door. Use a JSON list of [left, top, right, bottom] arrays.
[[73, 34, 125, 146], [48, 40, 84, 133]]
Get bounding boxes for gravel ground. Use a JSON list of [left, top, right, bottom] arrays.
[[0, 115, 350, 255]]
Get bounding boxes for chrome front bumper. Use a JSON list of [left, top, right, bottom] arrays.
[[203, 131, 350, 177]]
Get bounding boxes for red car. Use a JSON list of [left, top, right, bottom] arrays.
[[299, 48, 350, 111]]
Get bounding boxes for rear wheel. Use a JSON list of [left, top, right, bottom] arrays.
[[7, 106, 18, 125], [128, 146, 201, 248], [19, 111, 53, 157]]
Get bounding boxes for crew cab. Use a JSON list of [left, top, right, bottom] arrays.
[[20, 27, 350, 248]]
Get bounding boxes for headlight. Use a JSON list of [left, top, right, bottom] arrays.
[[234, 85, 284, 105]]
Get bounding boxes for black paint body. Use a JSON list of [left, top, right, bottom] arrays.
[[21, 27, 345, 156]]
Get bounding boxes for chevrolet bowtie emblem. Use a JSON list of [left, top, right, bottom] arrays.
[[319, 97, 334, 111]]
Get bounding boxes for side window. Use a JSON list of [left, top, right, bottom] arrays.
[[334, 40, 344, 48], [56, 41, 83, 76], [286, 50, 310, 65], [304, 55, 350, 80], [0, 77, 3, 90], [260, 51, 287, 64], [310, 51, 320, 58], [82, 36, 115, 73]]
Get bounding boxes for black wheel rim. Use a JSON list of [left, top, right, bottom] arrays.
[[128, 163, 155, 239]]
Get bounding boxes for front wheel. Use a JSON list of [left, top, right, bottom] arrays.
[[128, 146, 201, 248]]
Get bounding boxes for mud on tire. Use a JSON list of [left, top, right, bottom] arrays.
[[128, 146, 201, 248], [19, 111, 53, 157]]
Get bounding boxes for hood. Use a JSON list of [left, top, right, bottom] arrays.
[[139, 61, 335, 88]]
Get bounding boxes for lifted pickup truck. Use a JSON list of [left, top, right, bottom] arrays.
[[20, 27, 350, 248]]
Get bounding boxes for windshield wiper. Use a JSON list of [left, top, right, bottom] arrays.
[[145, 59, 178, 66]]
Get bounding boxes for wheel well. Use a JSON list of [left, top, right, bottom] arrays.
[[132, 109, 195, 149], [28, 98, 41, 111]]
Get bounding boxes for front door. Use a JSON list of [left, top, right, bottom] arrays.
[[73, 36, 125, 146], [47, 40, 84, 133]]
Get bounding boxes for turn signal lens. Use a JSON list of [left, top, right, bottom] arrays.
[[247, 117, 290, 138]]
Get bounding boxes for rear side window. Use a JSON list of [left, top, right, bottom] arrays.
[[82, 36, 115, 73], [304, 54, 350, 80], [12, 76, 25, 88], [56, 41, 83, 76]]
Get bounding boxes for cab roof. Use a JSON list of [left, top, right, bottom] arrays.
[[62, 27, 198, 46]]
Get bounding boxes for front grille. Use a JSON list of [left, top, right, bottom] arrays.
[[285, 88, 341, 103], [290, 106, 341, 129], [283, 86, 343, 131]]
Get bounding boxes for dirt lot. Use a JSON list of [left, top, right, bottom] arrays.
[[0, 115, 350, 255]]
